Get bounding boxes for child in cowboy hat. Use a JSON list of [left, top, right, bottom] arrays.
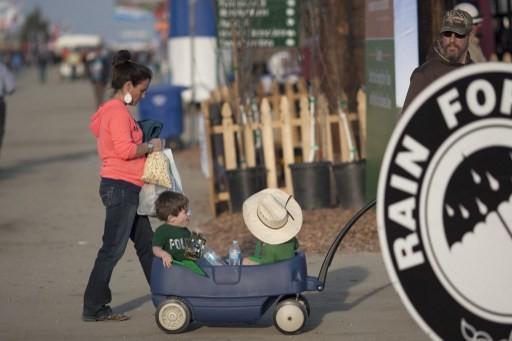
[[242, 188, 302, 265]]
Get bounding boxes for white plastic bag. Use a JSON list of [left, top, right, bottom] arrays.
[[163, 148, 183, 193], [137, 148, 185, 217], [137, 183, 169, 216], [163, 148, 191, 215]]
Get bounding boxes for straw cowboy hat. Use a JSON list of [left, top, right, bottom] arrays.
[[454, 3, 483, 24], [242, 188, 303, 245]]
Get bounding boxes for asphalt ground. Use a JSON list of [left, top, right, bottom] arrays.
[[0, 67, 428, 340]]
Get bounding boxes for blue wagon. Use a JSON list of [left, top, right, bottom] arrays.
[[150, 200, 375, 334]]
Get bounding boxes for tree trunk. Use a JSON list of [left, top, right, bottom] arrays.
[[317, 0, 365, 113]]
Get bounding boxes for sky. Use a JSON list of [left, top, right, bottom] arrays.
[[17, 0, 157, 44]]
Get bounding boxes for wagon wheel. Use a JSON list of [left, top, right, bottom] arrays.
[[298, 295, 311, 317], [155, 298, 191, 334], [280, 294, 311, 316], [273, 298, 308, 335]]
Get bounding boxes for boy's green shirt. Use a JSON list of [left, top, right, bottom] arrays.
[[152, 223, 205, 276], [250, 237, 299, 264]]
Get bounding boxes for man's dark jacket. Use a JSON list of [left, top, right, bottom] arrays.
[[402, 42, 473, 112]]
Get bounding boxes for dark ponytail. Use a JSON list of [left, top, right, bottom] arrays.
[[111, 49, 152, 90]]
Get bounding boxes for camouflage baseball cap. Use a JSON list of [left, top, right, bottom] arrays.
[[440, 9, 473, 36]]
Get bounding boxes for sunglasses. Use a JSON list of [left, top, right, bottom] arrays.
[[442, 31, 466, 39]]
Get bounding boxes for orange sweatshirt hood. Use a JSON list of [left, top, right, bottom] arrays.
[[89, 101, 112, 138]]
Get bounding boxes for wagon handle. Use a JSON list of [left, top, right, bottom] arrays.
[[316, 199, 376, 290]]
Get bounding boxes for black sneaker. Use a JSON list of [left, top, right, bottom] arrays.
[[82, 305, 130, 322]]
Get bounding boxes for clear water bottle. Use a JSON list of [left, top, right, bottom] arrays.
[[228, 240, 241, 266], [202, 247, 224, 266]]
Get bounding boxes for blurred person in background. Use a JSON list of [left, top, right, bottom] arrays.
[[33, 31, 50, 83], [0, 60, 16, 158], [454, 2, 487, 63], [36, 49, 49, 83], [86, 45, 111, 108], [82, 49, 164, 322], [66, 48, 82, 80], [10, 51, 23, 75]]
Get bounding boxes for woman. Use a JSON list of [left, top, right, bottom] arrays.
[[82, 50, 163, 322]]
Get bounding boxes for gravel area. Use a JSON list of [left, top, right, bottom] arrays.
[[198, 206, 379, 257]]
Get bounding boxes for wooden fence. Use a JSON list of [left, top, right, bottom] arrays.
[[201, 83, 367, 216]]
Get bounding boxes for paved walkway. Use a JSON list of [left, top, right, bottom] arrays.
[[0, 67, 428, 340]]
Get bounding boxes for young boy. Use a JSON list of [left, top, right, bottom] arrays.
[[241, 188, 302, 265], [152, 191, 205, 275]]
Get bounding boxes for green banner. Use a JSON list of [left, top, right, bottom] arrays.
[[365, 38, 398, 198]]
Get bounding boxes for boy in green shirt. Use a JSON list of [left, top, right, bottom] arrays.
[[152, 191, 205, 275], [241, 188, 302, 265]]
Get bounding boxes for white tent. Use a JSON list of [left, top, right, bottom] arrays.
[[54, 34, 102, 51]]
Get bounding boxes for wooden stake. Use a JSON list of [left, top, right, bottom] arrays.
[[300, 95, 311, 162], [317, 95, 330, 161], [221, 102, 237, 170], [242, 105, 256, 167], [261, 98, 277, 188], [202, 99, 218, 216], [280, 97, 294, 194], [357, 88, 367, 159]]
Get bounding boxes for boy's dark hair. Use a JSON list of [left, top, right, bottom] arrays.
[[155, 191, 189, 221], [111, 49, 152, 90]]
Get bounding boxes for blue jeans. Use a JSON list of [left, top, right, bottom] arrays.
[[83, 178, 153, 316]]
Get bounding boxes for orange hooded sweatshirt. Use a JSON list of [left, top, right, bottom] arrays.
[[89, 99, 146, 187]]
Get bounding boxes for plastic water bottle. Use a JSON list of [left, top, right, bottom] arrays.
[[203, 247, 224, 266], [228, 240, 241, 266]]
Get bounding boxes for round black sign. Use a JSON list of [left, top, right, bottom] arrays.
[[378, 63, 512, 340]]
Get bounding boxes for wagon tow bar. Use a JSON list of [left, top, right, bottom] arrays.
[[311, 199, 377, 292]]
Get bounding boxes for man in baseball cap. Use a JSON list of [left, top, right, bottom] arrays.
[[402, 9, 473, 112], [439, 9, 473, 62], [440, 9, 473, 36]]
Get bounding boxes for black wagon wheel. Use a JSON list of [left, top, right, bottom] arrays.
[[297, 294, 311, 317], [155, 297, 191, 334], [273, 298, 308, 335]]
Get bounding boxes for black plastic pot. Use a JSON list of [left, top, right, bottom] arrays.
[[333, 160, 366, 209], [226, 166, 267, 212], [289, 161, 332, 210]]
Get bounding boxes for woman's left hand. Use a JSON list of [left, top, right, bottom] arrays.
[[149, 138, 165, 152]]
